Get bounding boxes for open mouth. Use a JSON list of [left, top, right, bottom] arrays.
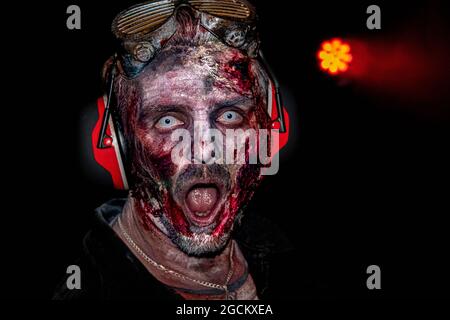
[[184, 184, 221, 228], [173, 166, 231, 230]]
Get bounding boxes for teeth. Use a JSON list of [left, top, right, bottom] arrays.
[[194, 211, 208, 217]]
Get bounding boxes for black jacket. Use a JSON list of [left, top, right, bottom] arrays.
[[53, 199, 317, 300]]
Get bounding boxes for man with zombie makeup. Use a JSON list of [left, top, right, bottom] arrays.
[[54, 0, 308, 300]]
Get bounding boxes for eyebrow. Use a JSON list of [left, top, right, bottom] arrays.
[[213, 97, 253, 112], [148, 104, 191, 113], [138, 104, 190, 123], [138, 97, 253, 122]]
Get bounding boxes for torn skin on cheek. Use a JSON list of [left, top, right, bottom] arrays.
[[133, 191, 190, 236], [166, 197, 190, 234], [213, 164, 261, 237], [131, 148, 192, 235], [150, 151, 177, 178], [149, 153, 193, 234]]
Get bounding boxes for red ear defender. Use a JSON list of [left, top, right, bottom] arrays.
[[92, 95, 129, 190], [258, 51, 290, 164], [268, 81, 290, 155]]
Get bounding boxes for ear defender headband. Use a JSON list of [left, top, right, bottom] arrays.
[[92, 0, 290, 189]]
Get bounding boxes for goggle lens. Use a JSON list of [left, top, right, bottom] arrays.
[[189, 0, 252, 20], [116, 1, 176, 36], [114, 0, 254, 37]]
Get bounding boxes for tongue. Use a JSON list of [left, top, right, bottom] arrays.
[[186, 187, 218, 215]]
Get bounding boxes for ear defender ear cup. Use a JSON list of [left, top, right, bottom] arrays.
[[92, 95, 129, 190], [268, 79, 290, 154]]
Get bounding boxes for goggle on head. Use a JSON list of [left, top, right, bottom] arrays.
[[112, 0, 260, 78]]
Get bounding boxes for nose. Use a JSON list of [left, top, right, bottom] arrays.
[[192, 120, 222, 165]]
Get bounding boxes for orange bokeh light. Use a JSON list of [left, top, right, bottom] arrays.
[[318, 38, 352, 75]]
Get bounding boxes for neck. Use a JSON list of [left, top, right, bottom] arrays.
[[112, 196, 246, 291]]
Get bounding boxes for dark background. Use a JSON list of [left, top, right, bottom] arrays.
[[5, 0, 449, 299]]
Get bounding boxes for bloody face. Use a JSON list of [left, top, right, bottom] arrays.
[[116, 40, 271, 256]]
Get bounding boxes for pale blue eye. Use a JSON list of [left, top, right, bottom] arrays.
[[155, 116, 183, 130], [217, 111, 243, 125]]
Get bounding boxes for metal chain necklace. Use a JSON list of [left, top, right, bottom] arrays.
[[117, 216, 236, 299]]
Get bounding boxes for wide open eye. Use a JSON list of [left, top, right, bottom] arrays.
[[155, 115, 184, 131], [216, 110, 244, 126]]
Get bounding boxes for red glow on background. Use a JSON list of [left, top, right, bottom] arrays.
[[343, 37, 449, 107], [319, 34, 450, 116], [318, 38, 352, 75]]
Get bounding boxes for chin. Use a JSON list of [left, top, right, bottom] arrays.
[[157, 202, 237, 256], [174, 231, 232, 257], [135, 164, 254, 256]]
